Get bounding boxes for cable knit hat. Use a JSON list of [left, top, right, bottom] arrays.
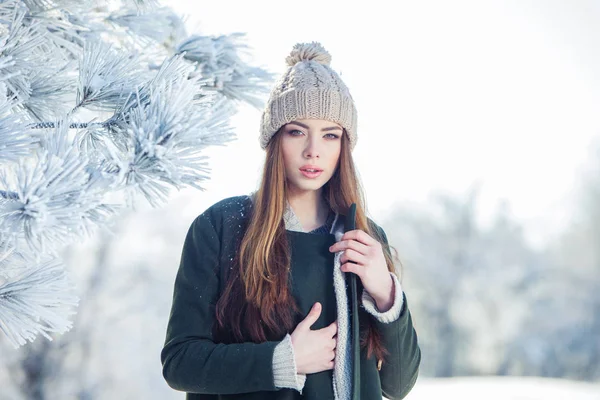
[[259, 42, 358, 150]]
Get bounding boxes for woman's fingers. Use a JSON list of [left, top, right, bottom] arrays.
[[342, 229, 379, 246], [340, 248, 367, 265], [329, 236, 369, 255], [327, 320, 337, 336]]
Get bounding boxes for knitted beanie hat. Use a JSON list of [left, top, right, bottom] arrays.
[[259, 42, 358, 150]]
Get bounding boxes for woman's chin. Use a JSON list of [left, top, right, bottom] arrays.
[[288, 180, 326, 194]]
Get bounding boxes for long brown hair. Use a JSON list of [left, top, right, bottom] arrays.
[[214, 126, 399, 363]]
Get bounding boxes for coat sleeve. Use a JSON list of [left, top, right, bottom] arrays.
[[370, 223, 422, 400], [160, 210, 281, 395]]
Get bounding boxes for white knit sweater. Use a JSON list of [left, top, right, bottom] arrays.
[[271, 200, 404, 398]]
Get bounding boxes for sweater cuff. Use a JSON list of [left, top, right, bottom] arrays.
[[361, 272, 404, 323], [272, 333, 307, 393]]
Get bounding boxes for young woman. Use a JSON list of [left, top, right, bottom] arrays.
[[161, 42, 421, 400]]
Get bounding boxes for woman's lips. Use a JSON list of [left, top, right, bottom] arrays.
[[299, 168, 323, 179]]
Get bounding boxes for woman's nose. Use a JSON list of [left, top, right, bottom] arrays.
[[303, 139, 320, 158]]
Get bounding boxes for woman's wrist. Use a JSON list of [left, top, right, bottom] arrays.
[[371, 274, 395, 312], [272, 333, 306, 392]]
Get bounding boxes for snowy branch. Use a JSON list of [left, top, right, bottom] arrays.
[[0, 0, 273, 347], [0, 254, 79, 348]]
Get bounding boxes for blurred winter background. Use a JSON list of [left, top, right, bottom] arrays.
[[1, 0, 600, 399]]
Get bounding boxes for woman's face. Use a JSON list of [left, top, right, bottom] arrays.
[[280, 119, 343, 195]]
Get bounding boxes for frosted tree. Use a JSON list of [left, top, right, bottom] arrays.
[[382, 183, 544, 377], [502, 141, 600, 381], [0, 0, 272, 348]]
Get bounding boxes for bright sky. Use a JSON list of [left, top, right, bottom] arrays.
[[168, 0, 600, 248]]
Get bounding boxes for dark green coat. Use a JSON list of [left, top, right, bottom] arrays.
[[161, 196, 421, 399]]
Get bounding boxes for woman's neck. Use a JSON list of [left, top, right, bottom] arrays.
[[287, 188, 330, 232]]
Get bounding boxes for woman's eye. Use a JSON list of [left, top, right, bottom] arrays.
[[324, 133, 340, 139], [288, 129, 304, 136]]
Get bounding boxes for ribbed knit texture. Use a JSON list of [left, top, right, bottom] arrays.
[[331, 219, 354, 400], [361, 273, 404, 323], [259, 42, 358, 151], [272, 333, 307, 393]]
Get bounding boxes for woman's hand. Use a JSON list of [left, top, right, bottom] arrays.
[[329, 229, 395, 312], [290, 302, 338, 375]]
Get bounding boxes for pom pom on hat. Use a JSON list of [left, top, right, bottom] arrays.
[[285, 42, 332, 66]]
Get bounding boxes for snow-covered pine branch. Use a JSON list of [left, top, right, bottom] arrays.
[[0, 252, 79, 348], [0, 0, 273, 348]]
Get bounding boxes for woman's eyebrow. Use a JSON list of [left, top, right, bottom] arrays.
[[288, 121, 342, 131]]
